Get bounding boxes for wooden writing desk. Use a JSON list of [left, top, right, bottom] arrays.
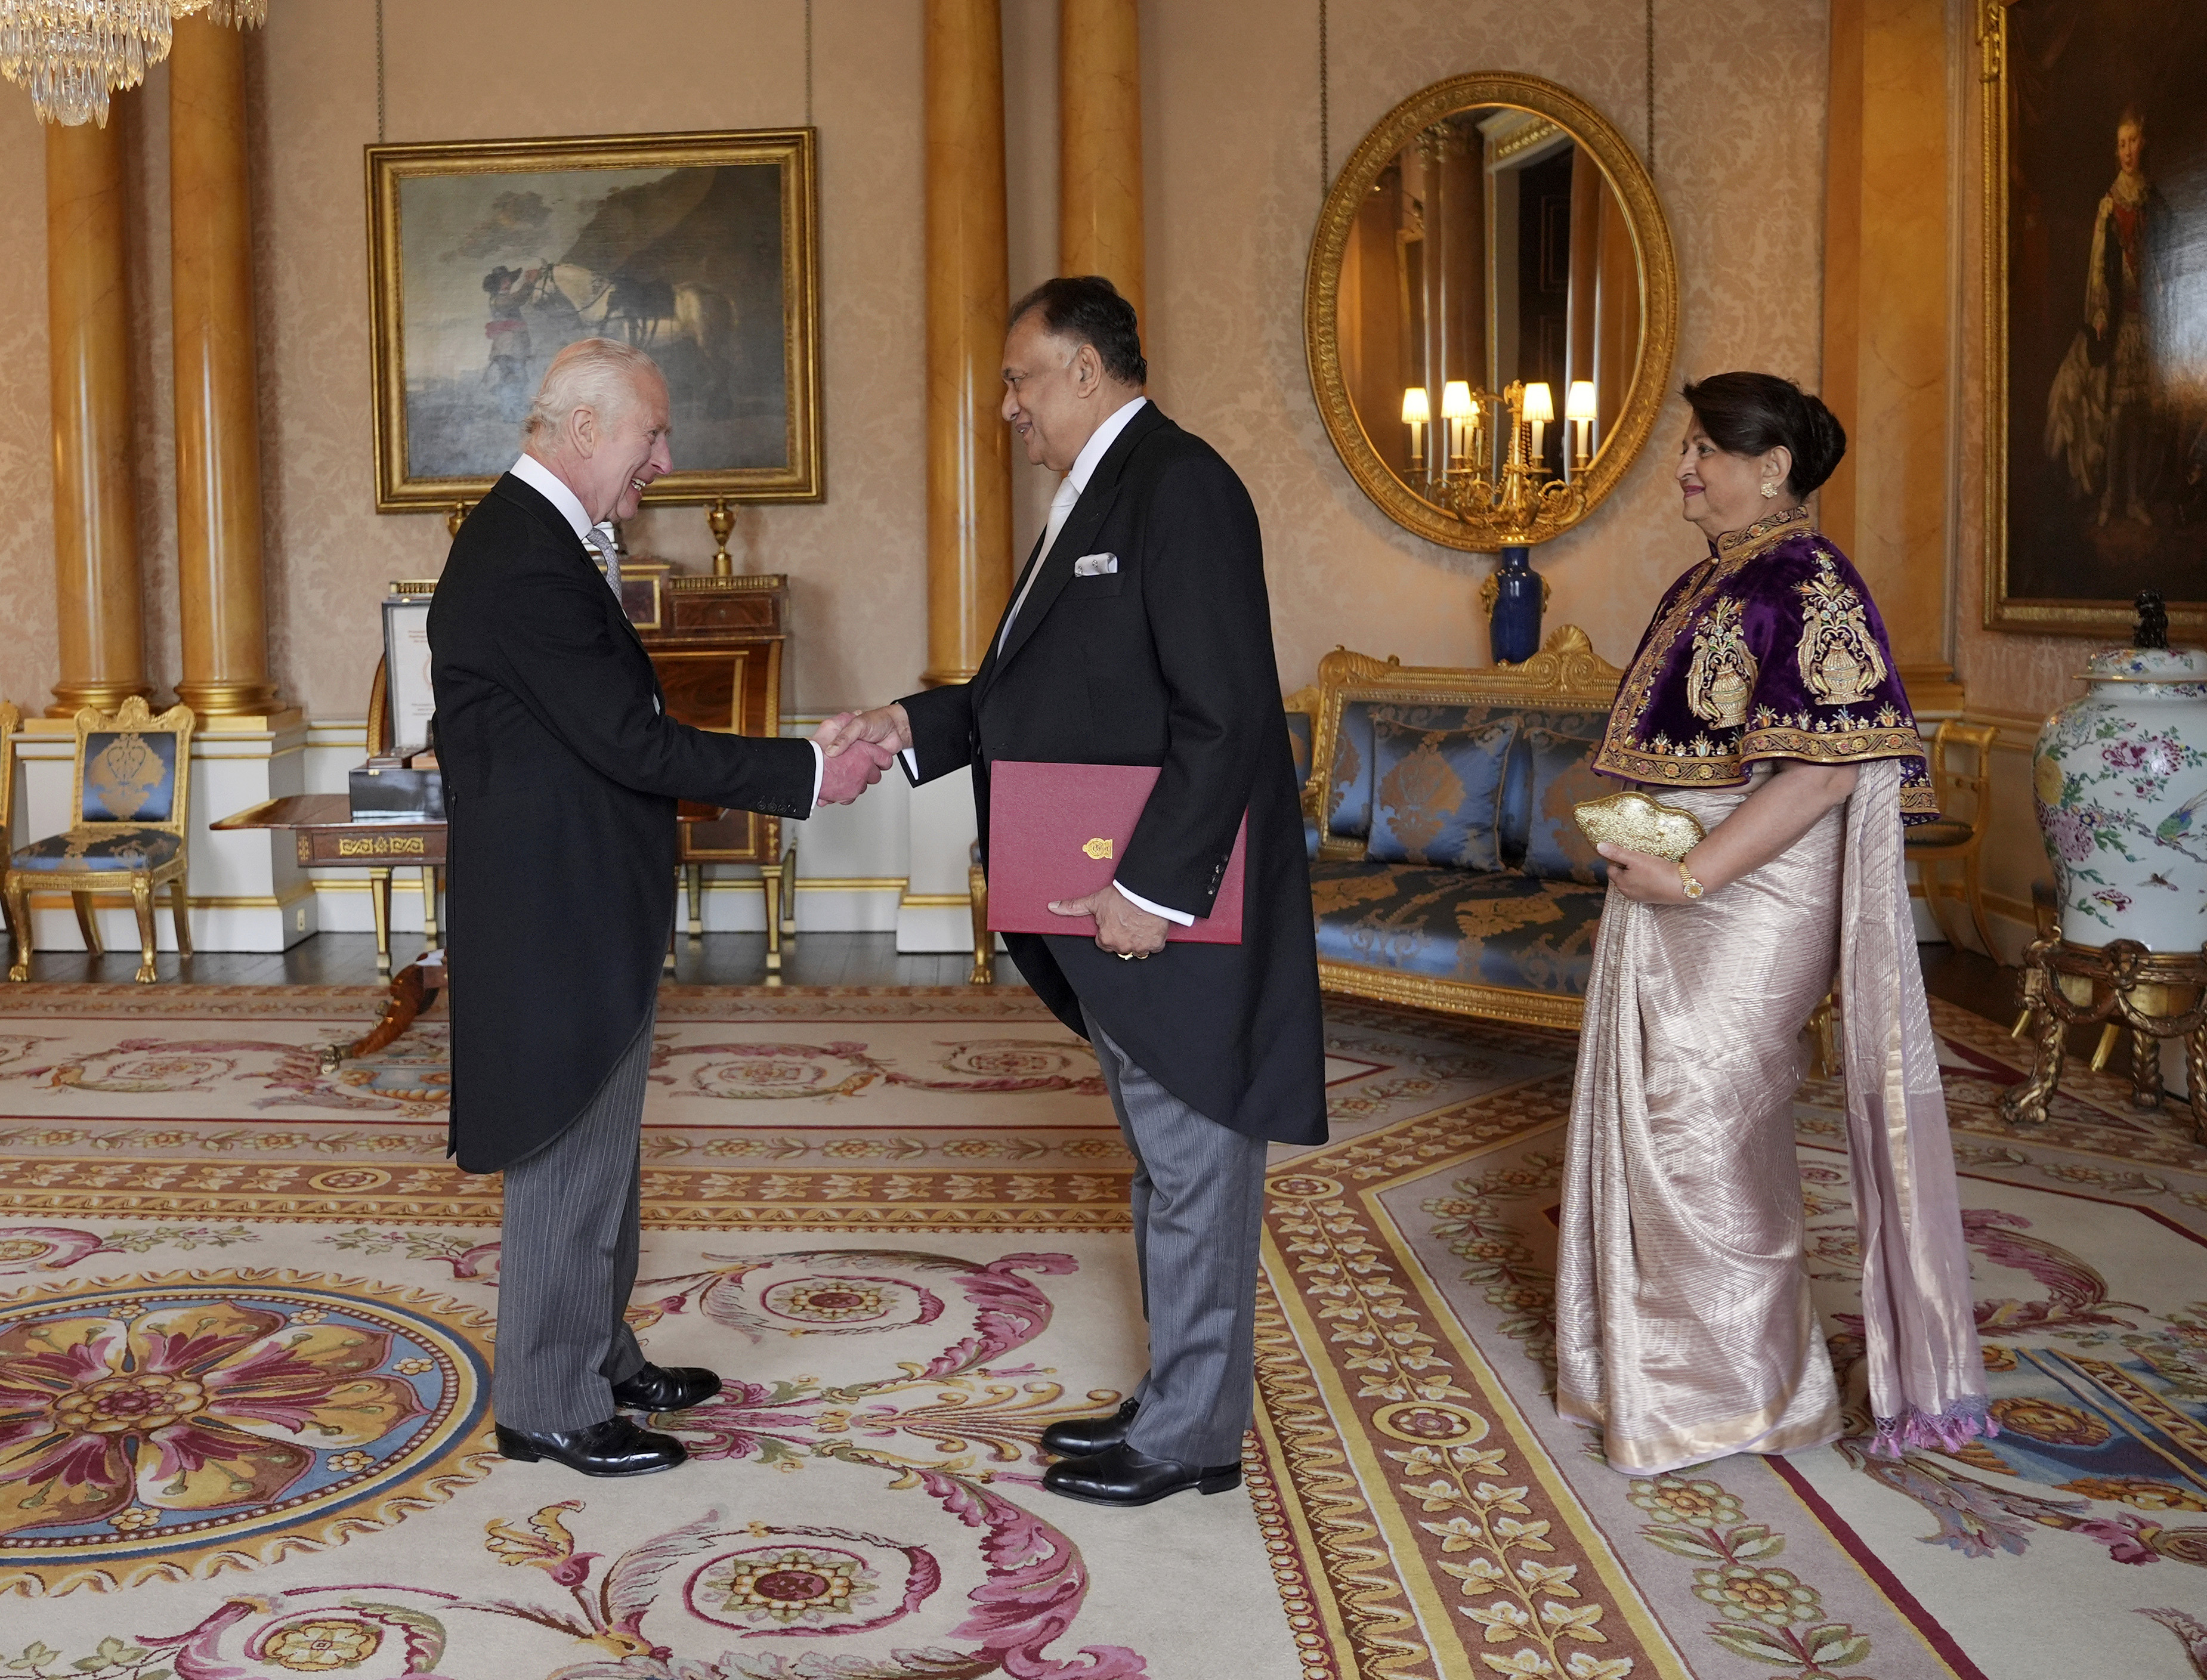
[[212, 794, 445, 973]]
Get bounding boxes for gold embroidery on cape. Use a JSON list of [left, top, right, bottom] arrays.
[[1685, 597, 1757, 729], [1795, 551, 1888, 706]]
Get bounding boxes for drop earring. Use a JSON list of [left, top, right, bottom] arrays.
[[1760, 481, 1778, 499]]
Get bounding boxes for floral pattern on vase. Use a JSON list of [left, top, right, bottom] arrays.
[[2032, 643, 2207, 948]]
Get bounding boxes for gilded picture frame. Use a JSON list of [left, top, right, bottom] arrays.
[[1304, 72, 1679, 553], [366, 128, 822, 513], [1980, 0, 2207, 636]]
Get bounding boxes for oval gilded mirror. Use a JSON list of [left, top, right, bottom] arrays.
[[1307, 73, 1678, 551]]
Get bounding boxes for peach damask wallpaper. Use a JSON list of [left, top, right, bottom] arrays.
[[0, 0, 1840, 722]]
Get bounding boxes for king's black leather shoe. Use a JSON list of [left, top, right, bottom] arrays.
[[494, 1415, 687, 1477], [1040, 1398, 1140, 1459], [610, 1363, 723, 1412], [1041, 1441, 1242, 1507]]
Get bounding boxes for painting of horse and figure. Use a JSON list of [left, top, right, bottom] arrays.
[[367, 129, 821, 511]]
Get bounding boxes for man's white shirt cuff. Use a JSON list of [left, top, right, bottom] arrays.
[[901, 746, 920, 782], [1113, 880, 1194, 926], [808, 740, 824, 814]]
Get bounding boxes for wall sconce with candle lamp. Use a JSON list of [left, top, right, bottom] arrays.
[[1307, 73, 1677, 662]]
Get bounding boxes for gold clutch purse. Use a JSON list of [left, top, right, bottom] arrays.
[[1572, 790, 1707, 862]]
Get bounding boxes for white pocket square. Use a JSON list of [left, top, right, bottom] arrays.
[[1072, 552, 1119, 576]]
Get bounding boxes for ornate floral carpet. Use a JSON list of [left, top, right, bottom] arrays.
[[0, 983, 2202, 1679]]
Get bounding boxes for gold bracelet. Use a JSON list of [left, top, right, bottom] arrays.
[[1677, 859, 1706, 901]]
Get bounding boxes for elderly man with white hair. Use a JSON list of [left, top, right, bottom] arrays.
[[429, 338, 894, 1477]]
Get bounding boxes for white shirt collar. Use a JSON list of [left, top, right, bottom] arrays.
[[509, 451, 595, 543], [1064, 395, 1148, 496]]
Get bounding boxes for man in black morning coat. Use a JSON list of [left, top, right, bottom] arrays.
[[429, 338, 891, 1478], [820, 277, 1325, 1508]]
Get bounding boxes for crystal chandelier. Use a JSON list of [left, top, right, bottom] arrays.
[[0, 0, 263, 128]]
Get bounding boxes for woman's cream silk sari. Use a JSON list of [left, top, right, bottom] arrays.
[[1555, 760, 1992, 1474]]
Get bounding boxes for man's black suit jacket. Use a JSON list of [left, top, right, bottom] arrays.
[[428, 474, 816, 1172], [900, 404, 1326, 1144]]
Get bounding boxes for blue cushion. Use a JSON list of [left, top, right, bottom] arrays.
[[12, 827, 181, 873], [1494, 706, 1610, 862], [1310, 858, 1605, 995], [1285, 710, 1320, 859], [1519, 726, 1611, 884], [81, 731, 178, 823], [1366, 716, 1518, 868], [1325, 701, 1378, 841]]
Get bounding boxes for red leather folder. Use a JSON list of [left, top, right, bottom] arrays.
[[987, 760, 1247, 943]]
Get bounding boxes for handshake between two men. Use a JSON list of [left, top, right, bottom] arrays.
[[812, 705, 1171, 959]]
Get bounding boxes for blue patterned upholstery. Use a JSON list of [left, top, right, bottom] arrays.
[[79, 731, 179, 824], [1324, 701, 1378, 841], [11, 828, 181, 873], [1310, 858, 1605, 996], [1519, 725, 1612, 884], [1284, 708, 1319, 859], [1366, 716, 1517, 869]]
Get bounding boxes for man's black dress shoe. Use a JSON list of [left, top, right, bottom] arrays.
[[494, 1415, 687, 1477], [610, 1363, 723, 1412], [1041, 1398, 1140, 1459], [1041, 1441, 1242, 1507]]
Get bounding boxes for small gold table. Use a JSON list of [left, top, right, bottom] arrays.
[[2002, 936, 2207, 1141]]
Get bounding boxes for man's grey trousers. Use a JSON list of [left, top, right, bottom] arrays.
[[1085, 1010, 1271, 1468], [491, 1010, 654, 1433]]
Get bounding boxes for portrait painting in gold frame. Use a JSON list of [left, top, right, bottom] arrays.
[[1982, 0, 2206, 636], [366, 128, 821, 513]]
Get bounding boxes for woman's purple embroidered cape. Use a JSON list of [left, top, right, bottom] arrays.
[[1594, 506, 1938, 822]]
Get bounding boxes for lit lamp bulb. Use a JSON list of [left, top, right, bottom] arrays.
[[1441, 380, 1475, 474], [1565, 380, 1598, 475], [1522, 382, 1554, 473], [1401, 386, 1430, 474]]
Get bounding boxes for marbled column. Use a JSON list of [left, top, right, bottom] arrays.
[[170, 15, 279, 717], [1059, 0, 1143, 317], [923, 0, 1013, 687], [45, 117, 149, 717]]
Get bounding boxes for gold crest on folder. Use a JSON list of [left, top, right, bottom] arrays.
[[1083, 837, 1114, 859]]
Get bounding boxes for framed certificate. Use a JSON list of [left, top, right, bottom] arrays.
[[381, 586, 438, 756]]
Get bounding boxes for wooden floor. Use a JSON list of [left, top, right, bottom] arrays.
[[8, 931, 1024, 991]]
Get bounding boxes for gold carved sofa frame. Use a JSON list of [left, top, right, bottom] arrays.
[[1300, 626, 1622, 1030]]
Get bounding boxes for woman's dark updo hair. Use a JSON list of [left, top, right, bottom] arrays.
[[1681, 372, 1847, 498]]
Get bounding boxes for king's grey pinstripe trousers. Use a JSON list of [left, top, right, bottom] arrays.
[[491, 1010, 655, 1433]]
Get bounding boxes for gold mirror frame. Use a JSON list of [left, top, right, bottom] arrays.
[[1305, 73, 1679, 552]]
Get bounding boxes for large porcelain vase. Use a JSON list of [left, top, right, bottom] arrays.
[[2033, 644, 2207, 951]]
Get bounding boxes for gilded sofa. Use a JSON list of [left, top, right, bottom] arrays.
[[1297, 626, 1624, 1030]]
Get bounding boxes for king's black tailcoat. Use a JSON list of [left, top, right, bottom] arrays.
[[429, 473, 815, 1173]]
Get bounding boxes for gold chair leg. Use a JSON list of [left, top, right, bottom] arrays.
[[168, 875, 192, 960], [4, 875, 29, 982], [761, 863, 784, 975], [2089, 1021, 2121, 1073], [685, 864, 703, 940], [779, 840, 800, 936], [369, 867, 393, 973], [1918, 859, 1962, 950], [129, 873, 156, 984], [420, 865, 439, 944], [72, 891, 103, 955], [969, 858, 994, 986]]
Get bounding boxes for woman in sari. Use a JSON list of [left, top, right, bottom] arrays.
[[1555, 372, 1991, 1475]]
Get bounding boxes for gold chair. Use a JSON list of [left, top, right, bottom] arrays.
[[5, 697, 196, 985], [1905, 719, 2000, 959]]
